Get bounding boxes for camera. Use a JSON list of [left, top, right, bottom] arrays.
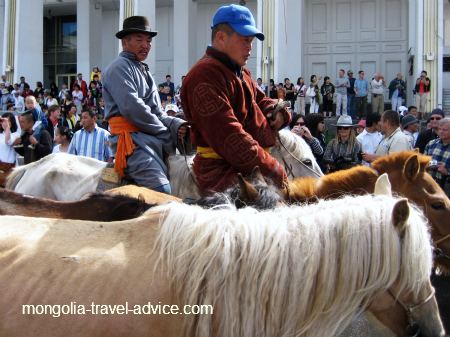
[[429, 159, 439, 170]]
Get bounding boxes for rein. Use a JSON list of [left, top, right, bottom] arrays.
[[276, 132, 322, 178]]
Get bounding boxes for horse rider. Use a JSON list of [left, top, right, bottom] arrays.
[[103, 16, 189, 194], [181, 4, 291, 195]]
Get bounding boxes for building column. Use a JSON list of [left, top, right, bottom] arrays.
[[272, 0, 303, 84], [422, 0, 442, 110], [14, 0, 43, 86], [173, 0, 197, 87], [134, 0, 156, 74], [77, 0, 91, 81], [0, 0, 5, 77]]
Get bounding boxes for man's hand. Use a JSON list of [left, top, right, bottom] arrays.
[[437, 163, 448, 176], [29, 135, 38, 145], [267, 110, 286, 130], [178, 125, 189, 141], [362, 152, 377, 163]]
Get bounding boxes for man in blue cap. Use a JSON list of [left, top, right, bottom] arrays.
[[181, 4, 290, 194]]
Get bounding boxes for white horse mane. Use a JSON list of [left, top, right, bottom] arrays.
[[155, 195, 432, 337]]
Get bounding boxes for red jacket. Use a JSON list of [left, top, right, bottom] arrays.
[[181, 47, 289, 194]]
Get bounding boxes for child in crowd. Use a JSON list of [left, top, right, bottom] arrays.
[[24, 96, 48, 149]]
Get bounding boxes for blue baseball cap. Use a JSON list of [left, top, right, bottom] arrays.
[[211, 4, 265, 41]]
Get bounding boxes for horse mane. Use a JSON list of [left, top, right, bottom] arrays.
[[371, 151, 431, 174], [196, 177, 283, 210], [289, 165, 378, 201], [156, 195, 432, 337], [5, 166, 26, 190], [168, 154, 201, 200]]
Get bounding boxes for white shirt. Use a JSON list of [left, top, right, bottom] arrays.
[[14, 95, 25, 112], [375, 128, 412, 156], [371, 79, 385, 95], [356, 129, 383, 166], [47, 98, 59, 107], [0, 131, 20, 163]]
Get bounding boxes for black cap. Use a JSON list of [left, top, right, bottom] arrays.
[[116, 16, 158, 39]]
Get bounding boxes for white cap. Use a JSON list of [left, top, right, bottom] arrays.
[[398, 106, 408, 116], [164, 104, 179, 114]]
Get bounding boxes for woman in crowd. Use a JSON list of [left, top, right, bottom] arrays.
[[295, 77, 307, 116], [61, 92, 74, 115], [323, 115, 361, 173], [290, 114, 324, 162], [49, 82, 59, 99], [72, 84, 83, 115], [34, 81, 44, 98], [304, 113, 327, 171], [320, 76, 335, 118], [52, 125, 73, 153], [306, 75, 321, 114], [0, 112, 20, 186], [268, 79, 277, 99]]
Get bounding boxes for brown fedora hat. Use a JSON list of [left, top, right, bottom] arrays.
[[116, 16, 158, 39]]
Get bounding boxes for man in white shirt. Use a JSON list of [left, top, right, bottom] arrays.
[[356, 113, 382, 166], [371, 73, 385, 115], [363, 110, 412, 163]]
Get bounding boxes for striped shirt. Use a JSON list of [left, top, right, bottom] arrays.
[[424, 138, 450, 184], [68, 125, 112, 161]]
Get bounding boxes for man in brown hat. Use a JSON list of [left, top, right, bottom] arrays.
[[103, 16, 189, 194]]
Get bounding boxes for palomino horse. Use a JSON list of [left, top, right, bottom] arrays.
[[5, 130, 323, 201], [0, 195, 444, 337]]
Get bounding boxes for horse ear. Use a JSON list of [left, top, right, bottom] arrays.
[[237, 173, 259, 203], [374, 173, 392, 196], [392, 199, 410, 235], [251, 166, 265, 184], [404, 154, 420, 181]]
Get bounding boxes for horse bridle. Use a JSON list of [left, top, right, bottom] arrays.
[[434, 233, 450, 261], [387, 287, 437, 337]]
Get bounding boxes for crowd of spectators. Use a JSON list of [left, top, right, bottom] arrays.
[[0, 68, 448, 196]]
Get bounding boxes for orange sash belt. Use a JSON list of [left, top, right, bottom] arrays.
[[108, 116, 140, 177]]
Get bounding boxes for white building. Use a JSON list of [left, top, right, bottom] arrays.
[[0, 0, 448, 112]]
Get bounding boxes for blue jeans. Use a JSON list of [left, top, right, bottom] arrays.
[[347, 94, 356, 118], [153, 183, 172, 195]]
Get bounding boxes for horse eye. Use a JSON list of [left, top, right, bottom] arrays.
[[431, 202, 445, 210], [302, 159, 312, 166]]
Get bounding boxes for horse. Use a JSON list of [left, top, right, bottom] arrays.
[[286, 151, 450, 273], [5, 130, 323, 201], [0, 188, 155, 221], [0, 194, 444, 337]]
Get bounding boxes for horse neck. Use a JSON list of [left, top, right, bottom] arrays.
[[288, 166, 379, 202]]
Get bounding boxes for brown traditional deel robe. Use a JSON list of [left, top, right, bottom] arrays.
[[181, 47, 289, 194]]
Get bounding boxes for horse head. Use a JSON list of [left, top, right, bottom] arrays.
[[270, 129, 324, 179], [367, 197, 446, 337], [372, 151, 450, 273]]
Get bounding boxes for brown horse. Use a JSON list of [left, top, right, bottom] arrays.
[[0, 188, 155, 221], [287, 151, 450, 273]]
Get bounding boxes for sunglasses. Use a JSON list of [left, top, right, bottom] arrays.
[[337, 126, 351, 130], [296, 122, 306, 126], [430, 117, 442, 121]]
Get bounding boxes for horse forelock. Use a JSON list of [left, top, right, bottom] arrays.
[[155, 195, 433, 337]]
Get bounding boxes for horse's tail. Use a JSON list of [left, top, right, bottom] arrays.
[[5, 166, 26, 190]]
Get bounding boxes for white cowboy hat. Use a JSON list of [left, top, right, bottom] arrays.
[[332, 115, 357, 127]]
